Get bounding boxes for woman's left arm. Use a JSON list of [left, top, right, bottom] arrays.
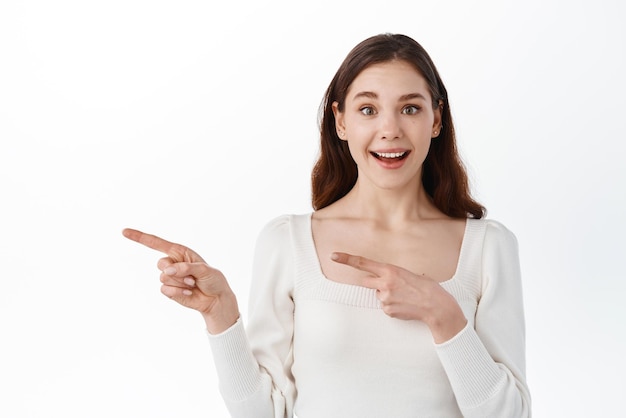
[[332, 220, 531, 417], [434, 221, 532, 417]]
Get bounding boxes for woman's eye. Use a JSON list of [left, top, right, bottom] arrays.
[[402, 105, 420, 115], [359, 106, 376, 116]]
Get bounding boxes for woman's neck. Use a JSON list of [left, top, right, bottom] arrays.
[[335, 180, 444, 227]]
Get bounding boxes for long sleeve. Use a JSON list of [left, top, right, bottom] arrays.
[[435, 220, 532, 417], [207, 215, 296, 418]]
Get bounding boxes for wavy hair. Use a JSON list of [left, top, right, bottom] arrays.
[[311, 33, 485, 219]]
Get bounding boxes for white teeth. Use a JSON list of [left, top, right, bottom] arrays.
[[375, 152, 406, 158]]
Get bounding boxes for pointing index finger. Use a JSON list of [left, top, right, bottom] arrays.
[[122, 228, 190, 258], [331, 252, 385, 276]]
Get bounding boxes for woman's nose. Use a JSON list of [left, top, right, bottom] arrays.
[[379, 112, 401, 140]]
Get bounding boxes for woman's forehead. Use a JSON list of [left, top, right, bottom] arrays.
[[346, 61, 430, 100]]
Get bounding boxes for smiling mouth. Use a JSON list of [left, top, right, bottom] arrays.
[[371, 151, 410, 161]]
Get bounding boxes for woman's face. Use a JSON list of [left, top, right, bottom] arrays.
[[333, 60, 441, 193]]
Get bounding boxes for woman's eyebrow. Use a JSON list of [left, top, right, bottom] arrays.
[[352, 91, 427, 101], [399, 93, 427, 101], [352, 91, 378, 100]]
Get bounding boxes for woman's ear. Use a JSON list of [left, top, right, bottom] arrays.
[[332, 101, 347, 140], [432, 99, 444, 138]]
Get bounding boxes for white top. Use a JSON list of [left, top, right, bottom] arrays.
[[207, 214, 531, 418]]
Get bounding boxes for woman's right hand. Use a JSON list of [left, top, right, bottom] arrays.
[[122, 228, 239, 334]]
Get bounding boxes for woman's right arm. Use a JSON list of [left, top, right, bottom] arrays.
[[122, 216, 296, 418], [205, 216, 296, 417]]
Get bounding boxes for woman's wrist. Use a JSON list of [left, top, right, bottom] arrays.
[[429, 312, 467, 344], [426, 292, 467, 344], [202, 293, 240, 335]]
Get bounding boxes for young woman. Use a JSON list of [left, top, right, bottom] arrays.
[[123, 34, 531, 417]]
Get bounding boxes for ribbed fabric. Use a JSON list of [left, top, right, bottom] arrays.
[[448, 218, 485, 298], [290, 213, 381, 308], [435, 322, 506, 408], [206, 319, 263, 402]]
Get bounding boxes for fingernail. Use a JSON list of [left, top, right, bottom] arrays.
[[331, 253, 339, 261], [183, 277, 195, 286], [182, 289, 192, 296], [163, 267, 176, 275]]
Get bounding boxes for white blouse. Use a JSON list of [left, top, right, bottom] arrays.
[[207, 214, 531, 417]]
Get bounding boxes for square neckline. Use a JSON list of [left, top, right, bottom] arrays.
[[305, 213, 472, 290]]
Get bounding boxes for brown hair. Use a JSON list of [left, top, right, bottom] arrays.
[[311, 33, 485, 219]]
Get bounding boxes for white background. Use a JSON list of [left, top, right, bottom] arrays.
[[1, 0, 625, 416]]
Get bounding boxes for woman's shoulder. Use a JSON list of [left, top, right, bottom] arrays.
[[256, 213, 312, 240], [469, 217, 516, 237], [485, 218, 517, 243], [467, 217, 519, 256], [261, 213, 312, 228]]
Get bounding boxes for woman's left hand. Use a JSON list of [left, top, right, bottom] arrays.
[[331, 252, 467, 343]]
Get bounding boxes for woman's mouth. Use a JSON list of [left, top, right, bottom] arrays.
[[371, 151, 410, 161]]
